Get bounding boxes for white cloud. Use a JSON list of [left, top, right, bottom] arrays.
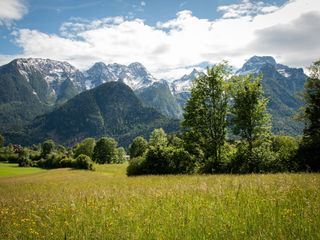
[[0, 0, 27, 25], [217, 0, 279, 19], [141, 1, 146, 7], [2, 0, 320, 79]]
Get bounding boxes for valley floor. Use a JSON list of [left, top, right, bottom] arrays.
[[0, 163, 319, 239]]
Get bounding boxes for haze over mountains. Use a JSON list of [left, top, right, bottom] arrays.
[[0, 56, 307, 146]]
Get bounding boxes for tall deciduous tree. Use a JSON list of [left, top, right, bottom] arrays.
[[149, 128, 168, 148], [93, 137, 118, 164], [129, 136, 148, 159], [74, 138, 96, 158], [41, 140, 55, 157], [182, 62, 231, 172], [300, 60, 320, 170], [230, 74, 271, 153]]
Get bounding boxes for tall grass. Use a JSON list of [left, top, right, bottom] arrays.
[[0, 164, 319, 239]]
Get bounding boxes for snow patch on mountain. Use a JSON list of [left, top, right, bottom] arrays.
[[15, 58, 86, 92], [170, 69, 202, 94], [85, 62, 157, 90]]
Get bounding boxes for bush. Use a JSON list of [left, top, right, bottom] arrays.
[[19, 158, 36, 167], [127, 157, 147, 176], [59, 157, 74, 168], [127, 146, 196, 175], [74, 138, 96, 158], [230, 142, 275, 173], [0, 153, 19, 163], [37, 153, 64, 169], [271, 135, 300, 171], [200, 143, 236, 173], [74, 154, 94, 170]]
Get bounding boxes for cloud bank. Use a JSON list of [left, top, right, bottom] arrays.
[[0, 0, 27, 25], [3, 0, 320, 79]]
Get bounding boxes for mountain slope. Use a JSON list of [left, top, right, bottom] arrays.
[[0, 58, 86, 134], [171, 69, 203, 109], [15, 82, 179, 146], [85, 61, 182, 118], [236, 56, 307, 134], [135, 80, 182, 119]]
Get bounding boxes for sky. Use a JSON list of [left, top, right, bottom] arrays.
[[0, 0, 319, 80]]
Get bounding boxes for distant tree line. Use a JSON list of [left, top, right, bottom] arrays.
[[0, 136, 127, 170], [0, 60, 319, 174]]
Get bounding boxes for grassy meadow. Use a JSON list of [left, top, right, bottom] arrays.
[[0, 162, 47, 178], [0, 163, 319, 239]]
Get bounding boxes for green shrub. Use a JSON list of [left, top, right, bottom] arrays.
[[128, 146, 196, 175], [74, 138, 96, 158], [75, 154, 94, 170], [127, 157, 146, 176], [59, 157, 74, 168], [0, 153, 19, 163], [271, 135, 300, 171]]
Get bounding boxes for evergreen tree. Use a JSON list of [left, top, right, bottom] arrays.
[[182, 62, 231, 172], [300, 60, 320, 170]]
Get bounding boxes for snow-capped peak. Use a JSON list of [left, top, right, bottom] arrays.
[[236, 56, 276, 75], [85, 61, 156, 90], [170, 69, 202, 94], [14, 58, 85, 88]]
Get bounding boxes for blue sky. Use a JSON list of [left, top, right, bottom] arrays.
[[0, 0, 319, 79]]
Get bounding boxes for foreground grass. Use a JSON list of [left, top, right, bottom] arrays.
[[0, 162, 46, 177], [0, 164, 319, 239]]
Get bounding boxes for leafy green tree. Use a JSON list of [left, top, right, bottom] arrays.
[[0, 134, 4, 147], [41, 140, 55, 158], [93, 137, 118, 164], [182, 62, 231, 172], [74, 138, 96, 158], [300, 59, 320, 170], [116, 147, 127, 163], [271, 135, 299, 171], [129, 136, 148, 158], [230, 74, 271, 153], [167, 134, 184, 148], [149, 128, 168, 148]]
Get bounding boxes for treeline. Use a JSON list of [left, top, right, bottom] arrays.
[[127, 60, 320, 175], [0, 136, 127, 170]]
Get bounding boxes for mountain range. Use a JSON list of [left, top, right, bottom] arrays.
[[0, 56, 307, 146]]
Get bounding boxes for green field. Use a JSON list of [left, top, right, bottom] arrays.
[[0, 162, 47, 178], [0, 163, 319, 239]]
